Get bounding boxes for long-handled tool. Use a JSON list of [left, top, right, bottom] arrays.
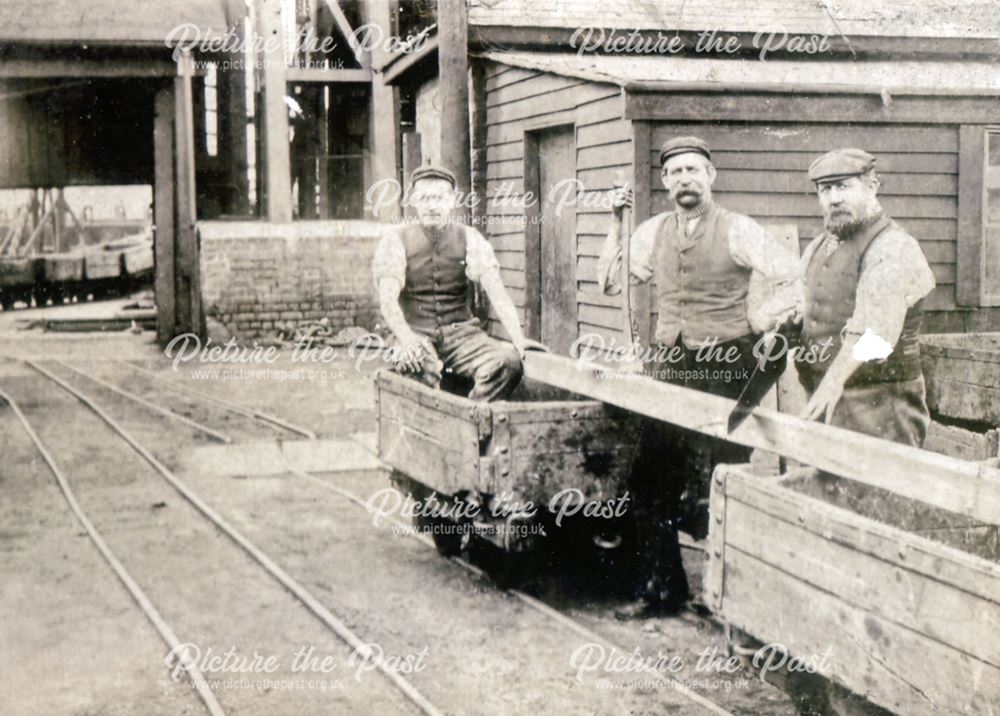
[[612, 171, 641, 368], [726, 316, 800, 434]]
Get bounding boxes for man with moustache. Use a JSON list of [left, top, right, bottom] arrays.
[[599, 136, 801, 618], [373, 165, 535, 401], [797, 149, 935, 446]]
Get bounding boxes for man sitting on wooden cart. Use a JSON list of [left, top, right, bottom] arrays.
[[797, 148, 936, 447], [372, 165, 535, 401], [599, 135, 802, 618]]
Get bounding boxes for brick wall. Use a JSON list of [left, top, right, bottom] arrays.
[[198, 220, 384, 338]]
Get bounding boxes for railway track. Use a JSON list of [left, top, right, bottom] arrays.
[[3, 361, 441, 716], [6, 358, 740, 715]]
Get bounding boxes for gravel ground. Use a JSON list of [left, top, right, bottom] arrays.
[[0, 325, 800, 715]]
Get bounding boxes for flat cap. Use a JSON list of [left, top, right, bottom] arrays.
[[659, 136, 711, 165], [808, 148, 876, 184], [408, 164, 458, 189]]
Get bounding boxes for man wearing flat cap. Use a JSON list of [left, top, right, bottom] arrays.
[[797, 148, 935, 445], [599, 136, 802, 618], [373, 165, 535, 400]]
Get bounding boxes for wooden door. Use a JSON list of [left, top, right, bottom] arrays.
[[532, 126, 577, 354]]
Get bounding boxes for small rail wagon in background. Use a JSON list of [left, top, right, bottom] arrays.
[[374, 369, 641, 568], [0, 229, 153, 309]]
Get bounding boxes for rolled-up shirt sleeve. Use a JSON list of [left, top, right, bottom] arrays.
[[845, 230, 936, 346], [597, 217, 659, 294], [464, 227, 501, 282], [372, 230, 406, 287], [727, 215, 803, 331]]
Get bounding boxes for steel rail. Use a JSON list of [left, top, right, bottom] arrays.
[[0, 388, 227, 716], [54, 360, 232, 443], [24, 359, 443, 716], [292, 468, 733, 716], [115, 360, 317, 439]]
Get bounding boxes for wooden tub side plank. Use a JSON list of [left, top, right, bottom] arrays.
[[920, 343, 1000, 423], [723, 548, 999, 715], [726, 472, 1000, 604], [375, 373, 481, 495], [522, 353, 1000, 525], [924, 422, 1000, 461], [925, 375, 1000, 424], [507, 449, 633, 503], [507, 415, 640, 455], [379, 387, 480, 455], [376, 369, 482, 421], [378, 417, 479, 495], [711, 466, 1000, 715], [724, 495, 1000, 668], [499, 400, 614, 423]]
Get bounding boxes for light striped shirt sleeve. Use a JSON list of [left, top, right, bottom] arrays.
[[597, 216, 659, 294], [846, 229, 936, 345], [372, 229, 406, 286], [727, 214, 804, 332], [463, 226, 501, 282]]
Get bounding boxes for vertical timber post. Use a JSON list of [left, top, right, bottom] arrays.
[[175, 50, 203, 338], [438, 0, 471, 199], [220, 0, 250, 216], [255, 0, 293, 222], [154, 85, 177, 344], [369, 0, 401, 221]]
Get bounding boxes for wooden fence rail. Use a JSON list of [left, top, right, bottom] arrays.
[[522, 352, 1000, 525]]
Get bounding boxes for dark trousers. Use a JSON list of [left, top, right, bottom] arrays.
[[627, 334, 777, 603], [393, 319, 522, 402]]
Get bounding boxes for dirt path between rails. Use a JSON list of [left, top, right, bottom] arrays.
[[1, 346, 799, 715], [1, 363, 415, 715]]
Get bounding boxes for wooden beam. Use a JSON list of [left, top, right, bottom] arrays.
[[284, 67, 372, 82], [956, 125, 986, 306], [469, 59, 489, 226], [154, 85, 176, 344], [0, 207, 26, 255], [20, 201, 53, 256], [219, 0, 250, 215], [367, 0, 400, 221], [316, 87, 331, 218], [319, 0, 368, 69], [522, 131, 542, 341], [469, 26, 1000, 62], [0, 59, 176, 79], [255, 0, 293, 222], [380, 37, 438, 86], [522, 352, 1000, 525], [53, 188, 66, 253], [174, 52, 202, 338], [438, 0, 470, 195], [625, 91, 1000, 125]]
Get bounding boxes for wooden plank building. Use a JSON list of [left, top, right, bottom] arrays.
[[475, 50, 1000, 346], [1, 0, 407, 342], [386, 0, 1000, 346]]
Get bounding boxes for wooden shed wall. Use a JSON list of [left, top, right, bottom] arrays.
[[481, 60, 630, 342], [644, 122, 971, 333], [482, 62, 996, 342]]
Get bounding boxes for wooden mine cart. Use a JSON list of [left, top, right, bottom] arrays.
[[374, 369, 640, 556], [922, 333, 1000, 426], [0, 256, 39, 309], [705, 463, 1000, 715]]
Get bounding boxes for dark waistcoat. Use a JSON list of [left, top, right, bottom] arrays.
[[653, 204, 753, 346], [399, 223, 473, 332], [797, 214, 923, 392]]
